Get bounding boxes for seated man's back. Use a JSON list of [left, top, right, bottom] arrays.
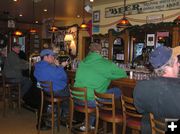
[[75, 52, 127, 100], [133, 46, 180, 134]]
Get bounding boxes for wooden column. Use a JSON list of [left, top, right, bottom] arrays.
[[172, 26, 180, 47]]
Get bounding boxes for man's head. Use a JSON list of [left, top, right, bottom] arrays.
[[40, 49, 55, 64], [89, 42, 102, 53], [149, 46, 180, 77], [12, 43, 21, 54]]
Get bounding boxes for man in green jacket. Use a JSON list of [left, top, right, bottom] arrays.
[[74, 42, 127, 129]]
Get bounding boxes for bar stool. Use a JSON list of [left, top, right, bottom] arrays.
[[121, 95, 142, 134], [94, 90, 123, 134], [149, 113, 165, 134], [2, 73, 21, 116], [69, 87, 95, 134], [37, 81, 68, 134]]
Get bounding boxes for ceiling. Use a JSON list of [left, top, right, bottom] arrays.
[[0, 0, 122, 25]]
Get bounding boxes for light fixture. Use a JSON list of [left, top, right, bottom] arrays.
[[29, 0, 37, 34], [64, 34, 74, 42], [64, 34, 74, 55], [49, 0, 58, 32], [14, 30, 23, 36], [80, 0, 88, 30], [174, 16, 180, 25], [116, 0, 131, 28], [43, 9, 47, 12]]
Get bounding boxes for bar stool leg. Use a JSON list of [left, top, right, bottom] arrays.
[[51, 102, 55, 134], [37, 91, 44, 134]]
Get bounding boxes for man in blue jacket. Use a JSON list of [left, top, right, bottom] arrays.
[[34, 49, 69, 129], [34, 49, 69, 97]]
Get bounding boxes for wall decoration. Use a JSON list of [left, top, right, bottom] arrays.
[[93, 10, 100, 23], [52, 25, 79, 56], [105, 0, 180, 18], [146, 14, 163, 23], [146, 34, 155, 46], [93, 25, 100, 33]]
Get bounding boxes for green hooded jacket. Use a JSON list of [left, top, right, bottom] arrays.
[[74, 52, 127, 100]]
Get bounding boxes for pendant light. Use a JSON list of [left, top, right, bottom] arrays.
[[49, 0, 58, 32], [116, 0, 131, 28], [29, 0, 37, 34], [174, 16, 180, 25], [80, 0, 88, 30], [14, 30, 23, 36]]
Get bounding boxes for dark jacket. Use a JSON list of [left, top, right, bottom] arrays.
[[133, 77, 180, 134], [3, 51, 29, 80]]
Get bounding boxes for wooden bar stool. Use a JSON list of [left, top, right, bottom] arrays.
[[69, 87, 95, 134], [37, 81, 68, 134], [94, 90, 123, 134], [149, 113, 165, 134], [2, 73, 21, 116], [121, 95, 142, 134]]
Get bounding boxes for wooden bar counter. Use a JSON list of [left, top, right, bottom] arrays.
[[67, 70, 137, 97]]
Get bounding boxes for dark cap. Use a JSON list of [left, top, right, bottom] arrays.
[[149, 46, 172, 69], [40, 49, 55, 57]]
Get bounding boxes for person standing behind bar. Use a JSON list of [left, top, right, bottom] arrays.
[[74, 42, 127, 128], [133, 46, 180, 134], [3, 43, 32, 97]]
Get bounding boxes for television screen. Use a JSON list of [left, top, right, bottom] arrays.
[[133, 43, 145, 59]]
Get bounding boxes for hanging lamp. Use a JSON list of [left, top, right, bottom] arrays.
[[49, 0, 58, 32], [14, 30, 23, 36], [80, 0, 88, 30], [116, 0, 131, 28], [29, 0, 37, 34], [174, 16, 180, 25]]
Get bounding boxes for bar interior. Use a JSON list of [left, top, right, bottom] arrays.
[[0, 0, 180, 134]]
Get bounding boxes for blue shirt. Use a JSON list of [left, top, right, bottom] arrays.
[[34, 60, 67, 92]]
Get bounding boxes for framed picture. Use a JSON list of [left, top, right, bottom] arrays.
[[147, 34, 155, 46], [93, 10, 100, 23]]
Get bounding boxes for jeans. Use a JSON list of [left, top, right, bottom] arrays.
[[75, 87, 122, 126]]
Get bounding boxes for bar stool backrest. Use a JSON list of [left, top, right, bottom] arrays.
[[149, 113, 165, 134], [94, 90, 115, 118], [70, 87, 88, 109]]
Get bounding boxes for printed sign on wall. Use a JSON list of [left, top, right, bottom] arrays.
[[105, 0, 180, 18]]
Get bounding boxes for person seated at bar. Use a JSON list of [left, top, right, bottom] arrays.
[[74, 42, 127, 129], [3, 43, 32, 98], [34, 49, 69, 129], [133, 46, 180, 134]]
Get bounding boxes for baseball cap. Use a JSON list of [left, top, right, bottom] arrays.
[[40, 49, 55, 57], [149, 46, 172, 69]]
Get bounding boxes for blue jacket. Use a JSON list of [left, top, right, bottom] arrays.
[[34, 61, 67, 92]]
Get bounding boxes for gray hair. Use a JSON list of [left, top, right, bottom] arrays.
[[154, 56, 176, 76]]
